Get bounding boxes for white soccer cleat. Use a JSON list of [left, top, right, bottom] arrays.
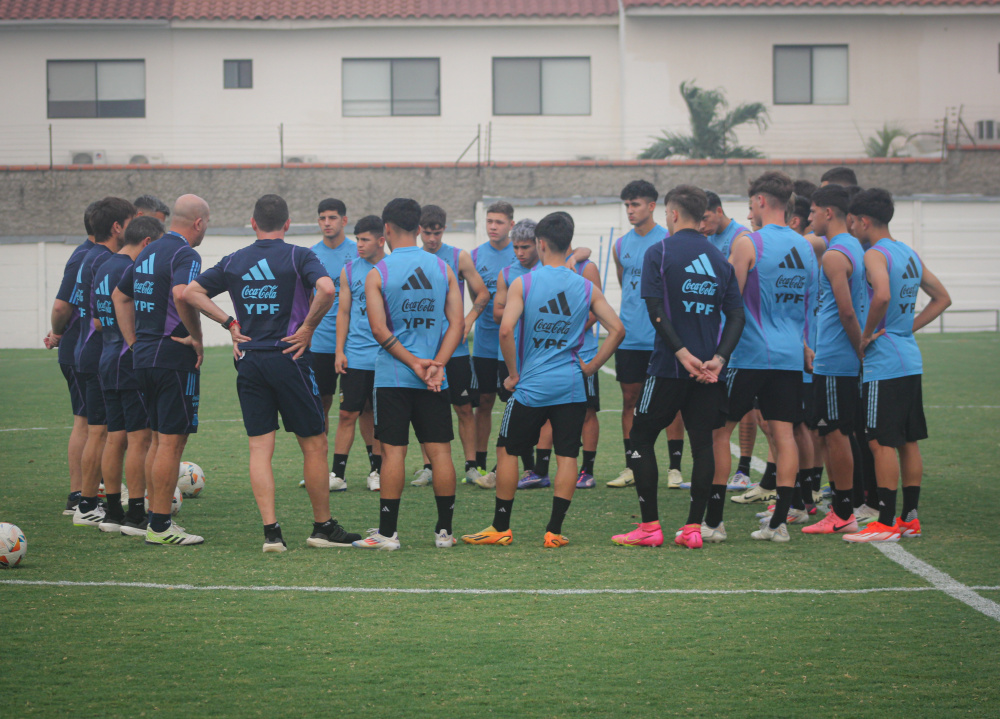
[[854, 504, 879, 524], [730, 483, 776, 504], [262, 539, 287, 553], [73, 504, 106, 527], [352, 529, 400, 551], [755, 507, 810, 525], [144, 523, 205, 546], [411, 467, 433, 487], [751, 522, 790, 543], [474, 470, 497, 489], [727, 471, 753, 491], [606, 467, 634, 488], [435, 529, 457, 548], [367, 471, 381, 492], [701, 522, 727, 543], [666, 469, 684, 489]]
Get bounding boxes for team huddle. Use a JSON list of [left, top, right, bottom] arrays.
[[45, 167, 950, 551]]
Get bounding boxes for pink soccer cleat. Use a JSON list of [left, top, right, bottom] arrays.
[[611, 522, 664, 547], [674, 523, 703, 549]]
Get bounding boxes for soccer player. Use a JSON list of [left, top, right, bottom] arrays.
[[820, 166, 858, 188], [92, 216, 159, 535], [308, 198, 363, 491], [112, 193, 210, 546], [45, 202, 97, 516], [353, 198, 464, 551], [133, 195, 170, 223], [70, 196, 135, 528], [184, 194, 362, 552], [470, 201, 517, 475], [801, 185, 867, 535], [572, 240, 605, 489], [843, 189, 951, 542], [335, 215, 388, 492], [462, 211, 624, 548], [711, 171, 817, 543], [612, 185, 744, 548], [418, 205, 490, 486]]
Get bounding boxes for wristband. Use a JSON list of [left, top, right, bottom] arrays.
[[222, 316, 238, 330]]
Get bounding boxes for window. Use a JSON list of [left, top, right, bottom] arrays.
[[773, 46, 848, 105], [224, 60, 253, 89], [342, 59, 440, 116], [493, 58, 590, 116], [47, 60, 145, 118]]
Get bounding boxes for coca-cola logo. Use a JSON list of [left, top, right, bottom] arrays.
[[96, 299, 113, 315], [682, 279, 717, 296], [241, 285, 278, 300], [134, 280, 155, 295], [776, 275, 805, 289], [402, 298, 435, 312], [533, 319, 571, 334], [899, 284, 919, 299]]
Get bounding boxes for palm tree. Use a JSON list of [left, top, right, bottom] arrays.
[[864, 123, 908, 158], [639, 81, 769, 159]]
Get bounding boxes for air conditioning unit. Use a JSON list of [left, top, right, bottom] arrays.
[[70, 150, 107, 165], [128, 153, 167, 165], [975, 120, 997, 141], [284, 154, 319, 164]]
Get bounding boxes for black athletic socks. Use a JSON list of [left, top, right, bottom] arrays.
[[705, 485, 727, 528], [668, 440, 684, 471], [493, 498, 514, 532], [126, 497, 146, 522], [378, 498, 401, 537], [476, 452, 487, 470], [68, 490, 82, 505], [833, 488, 854, 521], [465, 460, 478, 473], [104, 493, 124, 520], [263, 522, 282, 542], [630, 446, 659, 523], [520, 451, 534, 473], [546, 497, 572, 535], [423, 463, 432, 471], [769, 486, 793, 529], [535, 449, 552, 478], [811, 466, 824, 496], [759, 462, 777, 491], [581, 450, 596, 476], [901, 486, 920, 522], [623, 438, 632, 465], [332, 454, 348, 478], [79, 495, 98, 513], [434, 494, 455, 534], [371, 454, 382, 473], [737, 455, 752, 476], [150, 512, 171, 533], [876, 487, 897, 526], [792, 470, 808, 510]]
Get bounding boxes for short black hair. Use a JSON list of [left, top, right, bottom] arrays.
[[486, 201, 514, 219], [704, 190, 722, 211], [748, 171, 794, 205], [849, 188, 894, 225], [791, 195, 811, 227], [793, 180, 817, 201], [253, 194, 289, 232], [382, 198, 422, 233], [83, 201, 99, 236], [90, 197, 136, 242], [664, 184, 708, 222], [123, 215, 164, 246], [420, 204, 447, 230], [318, 198, 347, 216], [535, 211, 574, 252], [510, 219, 537, 243], [354, 215, 384, 237], [821, 167, 858, 186], [133, 194, 170, 217], [811, 185, 850, 217], [620, 179, 658, 203], [844, 185, 863, 204]]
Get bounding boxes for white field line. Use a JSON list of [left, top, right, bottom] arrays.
[[874, 543, 1000, 622], [2, 578, 997, 596]]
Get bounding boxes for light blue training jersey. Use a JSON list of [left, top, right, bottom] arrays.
[[730, 224, 817, 372], [496, 260, 539, 360], [343, 257, 381, 371], [471, 240, 516, 359], [574, 258, 599, 362], [616, 224, 667, 350], [707, 219, 749, 259], [511, 266, 591, 407], [373, 246, 450, 390], [862, 238, 923, 382], [431, 243, 469, 358], [814, 233, 868, 378], [310, 237, 357, 353]]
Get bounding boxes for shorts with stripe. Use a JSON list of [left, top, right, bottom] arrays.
[[61, 363, 88, 417], [103, 388, 150, 433], [724, 368, 801, 424], [583, 370, 600, 410], [630, 375, 726, 447], [374, 387, 453, 446], [497, 399, 586, 458], [136, 367, 199, 436], [862, 375, 927, 448], [236, 350, 325, 437], [311, 352, 339, 397], [445, 355, 479, 407], [812, 374, 859, 437]]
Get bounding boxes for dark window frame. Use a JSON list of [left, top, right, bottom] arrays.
[[772, 45, 849, 106], [492, 56, 592, 116], [47, 59, 146, 119], [224, 59, 253, 89], [341, 58, 441, 117]]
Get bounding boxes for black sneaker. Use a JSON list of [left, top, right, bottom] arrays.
[[99, 509, 126, 533], [63, 494, 80, 516], [263, 527, 287, 554], [119, 516, 148, 537], [306, 519, 362, 548]]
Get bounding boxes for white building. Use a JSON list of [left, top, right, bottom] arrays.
[[1, 0, 998, 165]]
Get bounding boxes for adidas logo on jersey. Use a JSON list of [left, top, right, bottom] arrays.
[[136, 253, 157, 275], [901, 257, 920, 279], [402, 267, 433, 291], [242, 259, 276, 281], [538, 291, 572, 316], [684, 253, 716, 278], [778, 247, 806, 270], [95, 276, 111, 296]]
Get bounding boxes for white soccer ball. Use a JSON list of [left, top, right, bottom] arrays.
[[143, 488, 183, 516], [0, 523, 27, 568], [178, 461, 206, 498]]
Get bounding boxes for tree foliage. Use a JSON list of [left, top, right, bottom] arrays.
[[864, 123, 909, 158]]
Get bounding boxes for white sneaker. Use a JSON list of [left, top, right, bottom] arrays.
[[367, 471, 381, 491], [701, 522, 727, 543], [464, 467, 484, 485], [727, 471, 753, 491], [329, 473, 347, 492], [411, 467, 433, 487], [751, 522, 790, 542], [474, 470, 497, 489], [666, 469, 684, 489], [435, 529, 457, 548], [730, 483, 776, 504], [855, 504, 879, 524], [755, 507, 810, 525], [263, 539, 287, 553], [144, 523, 205, 546], [352, 528, 400, 550], [73, 504, 106, 527], [606, 467, 634, 488]]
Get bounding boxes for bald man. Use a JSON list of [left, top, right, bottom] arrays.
[[113, 193, 210, 545]]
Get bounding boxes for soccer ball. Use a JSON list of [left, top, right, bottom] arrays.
[[143, 487, 183, 516], [0, 523, 27, 568], [178, 461, 206, 498]]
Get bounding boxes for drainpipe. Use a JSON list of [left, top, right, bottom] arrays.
[[618, 0, 627, 160]]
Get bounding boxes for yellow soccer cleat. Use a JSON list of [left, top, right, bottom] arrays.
[[543, 532, 569, 548], [461, 526, 513, 545]]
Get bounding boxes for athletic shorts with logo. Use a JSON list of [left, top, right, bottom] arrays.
[[374, 387, 454, 446], [81, 372, 107, 426], [630, 375, 726, 447], [614, 349, 652, 384], [136, 367, 199, 435], [863, 375, 927, 448], [497, 399, 586, 457], [103, 388, 149, 433], [583, 371, 600, 410], [473, 356, 499, 397], [311, 351, 339, 397], [812, 374, 860, 437], [445, 355, 479, 407], [61, 364, 88, 417], [724, 368, 801, 424], [339, 367, 375, 414], [236, 350, 324, 437]]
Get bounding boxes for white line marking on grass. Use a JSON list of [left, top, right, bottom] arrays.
[[875, 543, 1000, 622]]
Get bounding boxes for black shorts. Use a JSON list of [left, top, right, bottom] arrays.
[[615, 349, 651, 385], [81, 372, 107, 426], [340, 367, 375, 414], [724, 368, 801, 424], [497, 361, 512, 402], [583, 369, 601, 410], [630, 375, 726, 446], [374, 387, 454, 446], [136, 367, 200, 435], [311, 352, 338, 397], [813, 374, 860, 437], [103, 388, 149, 433], [61, 363, 87, 417], [799, 379, 818, 429], [236, 350, 325, 438], [445, 355, 479, 407], [863, 375, 928, 448], [473, 356, 499, 397], [497, 399, 586, 458]]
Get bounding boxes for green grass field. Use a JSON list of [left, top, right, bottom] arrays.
[[2, 333, 998, 717]]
